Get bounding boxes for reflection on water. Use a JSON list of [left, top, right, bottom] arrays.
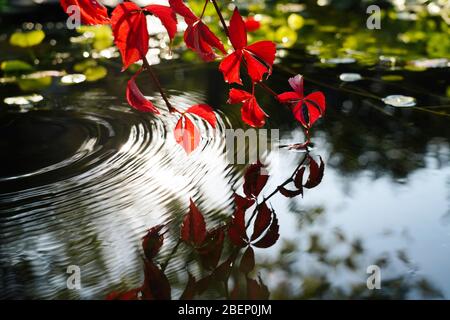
[[1, 1, 450, 299]]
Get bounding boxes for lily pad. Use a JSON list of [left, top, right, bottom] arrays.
[[382, 95, 416, 107], [10, 30, 45, 48], [4, 94, 43, 105], [61, 74, 86, 84], [339, 73, 362, 82], [1, 60, 34, 74]]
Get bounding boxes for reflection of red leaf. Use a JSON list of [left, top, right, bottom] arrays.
[[198, 227, 225, 270], [61, 0, 110, 25], [304, 156, 325, 189], [126, 69, 160, 114], [234, 193, 255, 210], [243, 161, 269, 198], [144, 5, 178, 41], [227, 207, 248, 247], [111, 2, 149, 70], [239, 246, 255, 275], [247, 276, 270, 300], [219, 9, 276, 83], [185, 104, 216, 128], [213, 252, 237, 282], [279, 186, 303, 198], [294, 166, 305, 189], [250, 203, 271, 241], [195, 275, 212, 295], [180, 198, 206, 246], [106, 288, 140, 300], [252, 209, 279, 248], [141, 260, 171, 300], [180, 273, 196, 300], [142, 224, 164, 260], [174, 115, 200, 154]]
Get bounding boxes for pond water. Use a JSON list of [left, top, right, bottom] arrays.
[[0, 1, 449, 299]]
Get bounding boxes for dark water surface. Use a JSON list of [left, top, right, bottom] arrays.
[[1, 3, 450, 299]]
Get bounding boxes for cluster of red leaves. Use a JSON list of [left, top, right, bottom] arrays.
[[60, 1, 327, 151], [106, 154, 324, 300]]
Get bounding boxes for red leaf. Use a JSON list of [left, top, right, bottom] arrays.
[[185, 104, 216, 128], [106, 288, 141, 300], [185, 21, 226, 61], [111, 3, 149, 70], [303, 156, 325, 189], [280, 75, 326, 129], [228, 88, 252, 104], [243, 50, 269, 82], [227, 89, 267, 128], [180, 198, 206, 246], [239, 246, 255, 275], [197, 227, 225, 270], [168, 0, 197, 24], [245, 40, 276, 73], [174, 115, 201, 154], [241, 96, 267, 128], [144, 5, 178, 41], [195, 275, 212, 295], [246, 276, 270, 300], [250, 202, 271, 241], [126, 69, 160, 114], [243, 161, 269, 199], [142, 224, 164, 260], [219, 51, 242, 84], [228, 8, 247, 50], [227, 207, 248, 247], [277, 91, 301, 104], [61, 0, 110, 25], [244, 17, 261, 32], [278, 186, 303, 198], [252, 209, 279, 248], [179, 273, 196, 300], [141, 260, 171, 300], [288, 74, 304, 97]]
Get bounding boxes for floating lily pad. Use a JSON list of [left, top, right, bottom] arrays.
[[4, 94, 43, 105], [339, 73, 362, 82], [61, 74, 86, 84], [323, 57, 356, 64], [381, 75, 404, 81], [408, 58, 448, 69], [84, 66, 107, 82], [18, 76, 52, 91], [1, 60, 34, 73], [10, 30, 45, 48], [382, 95, 416, 107]]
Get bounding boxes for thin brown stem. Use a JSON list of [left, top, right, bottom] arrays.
[[211, 0, 230, 38], [161, 238, 181, 272], [258, 82, 278, 98], [142, 57, 178, 113]]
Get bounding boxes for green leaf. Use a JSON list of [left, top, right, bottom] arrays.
[[1, 60, 34, 73], [10, 30, 45, 48], [18, 76, 52, 91]]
